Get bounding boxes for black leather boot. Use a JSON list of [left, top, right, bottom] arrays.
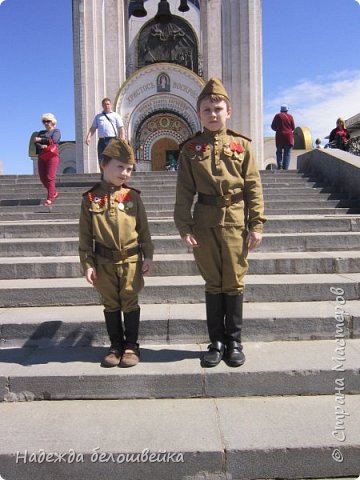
[[203, 341, 225, 367], [203, 293, 225, 367], [102, 310, 124, 367], [224, 294, 246, 367], [226, 340, 245, 367], [123, 308, 140, 345]]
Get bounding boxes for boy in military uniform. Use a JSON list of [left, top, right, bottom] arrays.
[[174, 78, 266, 367], [79, 139, 154, 368]]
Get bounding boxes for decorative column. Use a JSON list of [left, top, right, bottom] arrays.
[[220, 0, 264, 168], [72, 0, 127, 173], [200, 0, 223, 80]]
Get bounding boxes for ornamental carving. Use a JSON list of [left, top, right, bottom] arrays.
[[138, 16, 199, 73]]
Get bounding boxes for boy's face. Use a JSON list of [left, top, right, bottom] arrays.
[[197, 98, 231, 132], [102, 158, 133, 187]]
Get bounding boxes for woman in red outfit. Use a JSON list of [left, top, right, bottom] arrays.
[[329, 117, 350, 151], [34, 113, 61, 206]]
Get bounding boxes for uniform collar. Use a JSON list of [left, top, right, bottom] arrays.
[[203, 127, 227, 139], [99, 180, 122, 192]]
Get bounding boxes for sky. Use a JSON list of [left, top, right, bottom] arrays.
[[0, 0, 360, 174]]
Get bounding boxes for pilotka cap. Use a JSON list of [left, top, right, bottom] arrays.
[[198, 77, 230, 102], [103, 139, 135, 165]]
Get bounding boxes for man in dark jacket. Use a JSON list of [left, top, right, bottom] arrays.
[[271, 105, 295, 170]]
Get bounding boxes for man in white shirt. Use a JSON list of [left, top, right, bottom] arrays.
[[85, 98, 126, 164]]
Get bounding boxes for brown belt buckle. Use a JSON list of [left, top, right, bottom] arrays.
[[113, 250, 127, 261], [223, 193, 232, 207], [120, 249, 128, 261]]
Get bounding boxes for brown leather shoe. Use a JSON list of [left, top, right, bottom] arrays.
[[101, 347, 121, 368], [120, 343, 140, 368]]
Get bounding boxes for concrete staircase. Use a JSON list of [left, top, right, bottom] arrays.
[[0, 170, 359, 480]]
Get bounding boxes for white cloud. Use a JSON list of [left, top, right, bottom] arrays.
[[264, 70, 360, 144], [0, 0, 6, 5]]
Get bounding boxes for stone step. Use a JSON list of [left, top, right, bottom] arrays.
[[0, 273, 359, 307], [1, 215, 360, 238], [0, 171, 319, 182], [2, 251, 360, 279], [3, 198, 359, 212], [2, 191, 355, 205], [5, 183, 336, 200], [0, 300, 358, 346], [0, 395, 358, 479], [1, 340, 359, 401], [0, 173, 325, 185], [0, 184, 338, 200], [1, 232, 359, 257], [1, 207, 358, 221], [0, 199, 360, 216], [0, 195, 179, 206]]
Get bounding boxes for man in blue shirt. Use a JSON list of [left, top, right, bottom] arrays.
[[86, 98, 126, 164]]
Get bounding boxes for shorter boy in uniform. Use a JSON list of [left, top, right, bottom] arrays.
[[174, 78, 266, 367], [79, 139, 154, 368]]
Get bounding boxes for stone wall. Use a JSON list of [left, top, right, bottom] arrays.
[[297, 148, 360, 198]]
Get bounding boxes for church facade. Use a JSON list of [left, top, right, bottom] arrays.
[[72, 0, 264, 172]]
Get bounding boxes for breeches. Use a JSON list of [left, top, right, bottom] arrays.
[[193, 226, 249, 295], [93, 262, 144, 312]]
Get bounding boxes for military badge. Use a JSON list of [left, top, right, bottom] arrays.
[[230, 143, 244, 159], [188, 142, 208, 153], [223, 143, 232, 155], [87, 192, 107, 207]]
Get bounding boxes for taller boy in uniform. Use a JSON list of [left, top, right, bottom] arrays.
[[174, 78, 266, 367]]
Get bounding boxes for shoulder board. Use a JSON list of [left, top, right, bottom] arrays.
[[179, 131, 202, 150], [82, 182, 101, 197], [227, 129, 252, 142], [123, 184, 141, 194]]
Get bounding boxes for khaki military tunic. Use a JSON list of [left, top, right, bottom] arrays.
[[174, 127, 266, 294], [79, 180, 154, 312]]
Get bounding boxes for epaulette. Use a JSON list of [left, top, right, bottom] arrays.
[[227, 129, 252, 142], [179, 131, 202, 151], [82, 182, 101, 197], [123, 183, 141, 194]]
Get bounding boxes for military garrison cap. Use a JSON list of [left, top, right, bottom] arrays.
[[103, 139, 135, 165], [198, 77, 230, 103]]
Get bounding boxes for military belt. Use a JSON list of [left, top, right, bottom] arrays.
[[94, 242, 141, 262], [197, 192, 243, 208]]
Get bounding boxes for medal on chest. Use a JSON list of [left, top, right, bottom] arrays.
[[115, 190, 133, 211]]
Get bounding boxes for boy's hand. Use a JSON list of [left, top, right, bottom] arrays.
[[142, 258, 152, 275], [85, 267, 97, 285], [247, 231, 262, 251], [181, 234, 198, 247]]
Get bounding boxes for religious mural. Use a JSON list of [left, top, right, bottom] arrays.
[[138, 16, 199, 73]]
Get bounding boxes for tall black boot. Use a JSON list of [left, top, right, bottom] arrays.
[[123, 308, 140, 345], [121, 309, 141, 368], [203, 292, 225, 367], [224, 294, 245, 367], [102, 310, 124, 367]]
